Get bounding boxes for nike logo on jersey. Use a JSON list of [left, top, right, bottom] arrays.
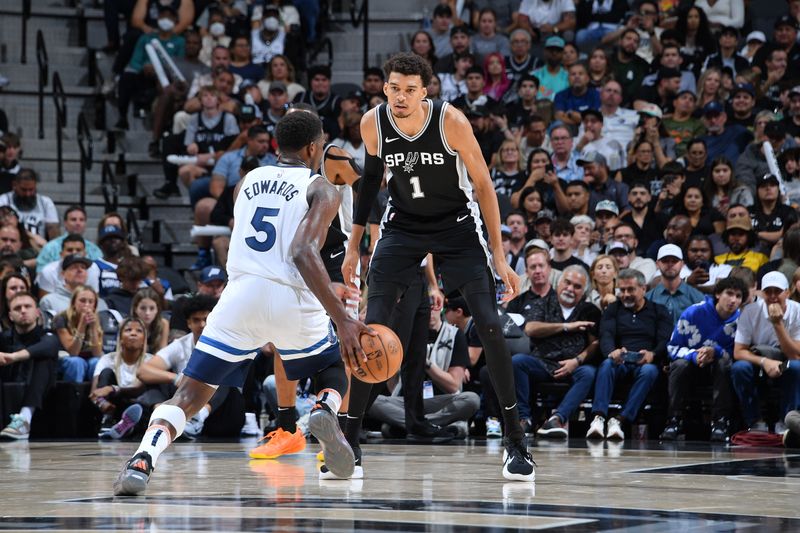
[[330, 250, 345, 259], [385, 137, 400, 143], [457, 214, 469, 222]]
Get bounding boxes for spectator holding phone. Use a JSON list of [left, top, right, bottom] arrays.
[[587, 268, 672, 440]]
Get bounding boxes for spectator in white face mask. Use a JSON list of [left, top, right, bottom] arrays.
[[250, 5, 285, 65]]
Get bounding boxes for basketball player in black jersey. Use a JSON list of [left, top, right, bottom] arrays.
[[341, 53, 535, 482]]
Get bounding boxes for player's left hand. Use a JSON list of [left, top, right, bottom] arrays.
[[336, 317, 376, 368], [493, 258, 520, 302]]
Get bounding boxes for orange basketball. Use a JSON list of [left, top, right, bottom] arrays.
[[350, 324, 403, 384]]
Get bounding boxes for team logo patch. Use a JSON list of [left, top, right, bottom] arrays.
[[403, 152, 419, 173]]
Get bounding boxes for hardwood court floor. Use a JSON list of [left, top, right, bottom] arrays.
[[1, 438, 799, 531]]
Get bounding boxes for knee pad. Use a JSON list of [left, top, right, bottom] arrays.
[[150, 404, 187, 437]]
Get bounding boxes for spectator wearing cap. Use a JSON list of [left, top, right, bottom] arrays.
[[504, 30, 541, 86], [554, 63, 601, 128], [430, 4, 454, 57], [727, 82, 759, 130], [533, 209, 555, 242], [576, 110, 626, 171], [36, 205, 102, 273], [94, 225, 132, 298], [782, 86, 800, 142], [736, 120, 798, 191], [470, 8, 510, 59], [750, 173, 799, 255], [294, 65, 342, 139], [0, 168, 59, 241], [451, 66, 497, 113], [611, 222, 658, 282], [703, 26, 750, 78], [578, 152, 629, 215], [261, 81, 289, 135], [250, 5, 285, 64], [641, 44, 697, 96], [571, 214, 599, 266], [39, 252, 107, 322], [740, 31, 767, 64], [753, 15, 800, 82], [646, 244, 705, 323], [699, 100, 752, 164], [635, 67, 681, 117], [588, 268, 672, 440], [608, 29, 651, 106], [37, 234, 102, 299], [434, 25, 471, 74], [169, 266, 227, 336], [596, 79, 639, 151], [714, 206, 769, 273], [621, 182, 666, 255], [594, 200, 619, 250], [532, 36, 569, 101], [661, 276, 748, 442], [634, 104, 678, 168], [512, 0, 576, 42], [732, 271, 800, 431], [663, 90, 705, 157]]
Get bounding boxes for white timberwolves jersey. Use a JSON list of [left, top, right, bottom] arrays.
[[227, 164, 319, 288]]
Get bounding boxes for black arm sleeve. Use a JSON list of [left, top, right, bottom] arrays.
[[352, 151, 383, 226], [25, 334, 61, 361]]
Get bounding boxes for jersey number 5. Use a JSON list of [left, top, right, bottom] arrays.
[[245, 207, 280, 252]]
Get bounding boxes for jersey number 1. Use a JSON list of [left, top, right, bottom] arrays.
[[245, 207, 280, 252], [409, 176, 425, 199]]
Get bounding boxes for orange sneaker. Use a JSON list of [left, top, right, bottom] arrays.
[[249, 428, 306, 459]]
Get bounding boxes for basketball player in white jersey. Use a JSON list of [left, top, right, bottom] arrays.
[[113, 111, 373, 496]]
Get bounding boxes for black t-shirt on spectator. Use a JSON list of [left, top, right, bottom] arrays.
[[750, 203, 798, 239], [491, 169, 526, 197], [550, 255, 589, 272]]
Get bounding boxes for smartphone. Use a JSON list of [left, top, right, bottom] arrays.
[[696, 260, 710, 271], [545, 164, 555, 174], [622, 351, 643, 364]]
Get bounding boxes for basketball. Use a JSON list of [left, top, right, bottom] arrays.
[[350, 324, 403, 383]]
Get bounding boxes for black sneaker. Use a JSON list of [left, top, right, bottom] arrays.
[[710, 418, 730, 443], [113, 452, 153, 496], [153, 183, 180, 199], [520, 418, 535, 436], [537, 415, 568, 438], [320, 445, 363, 479], [308, 403, 354, 480], [660, 417, 683, 441], [502, 437, 535, 482], [406, 421, 458, 444]]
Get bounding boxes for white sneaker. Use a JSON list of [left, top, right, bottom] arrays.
[[486, 417, 502, 438], [586, 415, 605, 439], [166, 154, 198, 166], [240, 412, 260, 437], [183, 415, 205, 439], [606, 417, 625, 440]]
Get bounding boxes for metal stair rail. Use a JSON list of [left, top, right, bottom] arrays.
[[52, 71, 67, 183], [35, 29, 49, 139], [77, 111, 93, 207], [21, 0, 31, 64], [349, 0, 370, 72]]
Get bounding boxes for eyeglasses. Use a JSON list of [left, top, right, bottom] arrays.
[[551, 136, 571, 141]]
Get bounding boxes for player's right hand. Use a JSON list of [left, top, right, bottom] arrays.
[[341, 246, 360, 290], [337, 317, 375, 368], [493, 258, 521, 302]]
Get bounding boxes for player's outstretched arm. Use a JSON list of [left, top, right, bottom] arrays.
[[443, 106, 520, 301], [343, 108, 383, 288], [292, 177, 373, 366]]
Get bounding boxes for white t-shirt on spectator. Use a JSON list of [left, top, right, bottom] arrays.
[[0, 192, 59, 237], [518, 0, 575, 27], [155, 332, 195, 375], [251, 28, 285, 64], [37, 260, 101, 294], [93, 352, 153, 387], [734, 299, 800, 347]]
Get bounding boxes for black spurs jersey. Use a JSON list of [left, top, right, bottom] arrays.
[[375, 99, 475, 231]]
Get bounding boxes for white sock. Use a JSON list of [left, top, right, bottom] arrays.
[[19, 407, 34, 424], [317, 388, 342, 415], [194, 406, 210, 423], [135, 424, 173, 467]]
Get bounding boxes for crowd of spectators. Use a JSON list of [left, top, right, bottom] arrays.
[[2, 0, 800, 447]]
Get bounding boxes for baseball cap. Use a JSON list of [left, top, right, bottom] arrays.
[[762, 271, 789, 291], [702, 101, 724, 115], [657, 244, 683, 261], [268, 81, 287, 93], [524, 238, 550, 253], [757, 173, 780, 187], [657, 67, 681, 81], [199, 266, 227, 284], [239, 104, 256, 121], [464, 105, 487, 118], [725, 212, 752, 232], [774, 15, 799, 30], [595, 200, 619, 216], [745, 31, 766, 43], [544, 35, 565, 49], [638, 103, 663, 119], [501, 224, 512, 236], [577, 151, 607, 167], [789, 86, 800, 98], [606, 241, 630, 254], [345, 90, 366, 106], [98, 225, 125, 242], [535, 209, 555, 222], [732, 82, 755, 98], [580, 108, 603, 121], [764, 121, 786, 139], [61, 254, 93, 270]]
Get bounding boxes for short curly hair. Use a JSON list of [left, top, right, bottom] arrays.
[[383, 52, 432, 86], [275, 111, 323, 153]]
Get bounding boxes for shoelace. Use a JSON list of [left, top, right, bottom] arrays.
[[8, 415, 25, 430], [507, 441, 535, 465], [255, 429, 284, 444]]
